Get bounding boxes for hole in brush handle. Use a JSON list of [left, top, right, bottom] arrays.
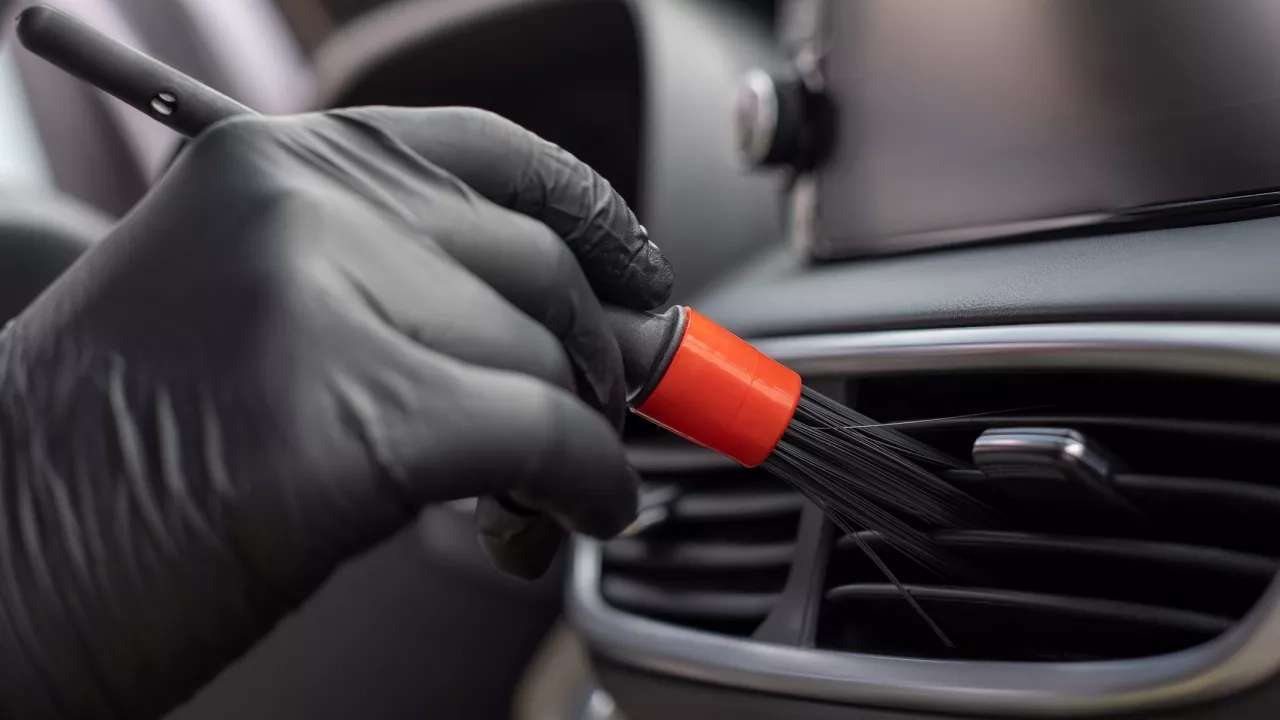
[[16, 4, 256, 137]]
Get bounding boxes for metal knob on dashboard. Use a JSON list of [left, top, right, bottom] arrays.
[[733, 68, 830, 171]]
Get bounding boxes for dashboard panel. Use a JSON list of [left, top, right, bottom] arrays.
[[571, 2, 1280, 719], [692, 212, 1280, 339], [593, 657, 1280, 720], [7, 1, 1280, 719], [807, 0, 1280, 260]]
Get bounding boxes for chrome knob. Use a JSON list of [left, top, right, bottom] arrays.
[[733, 68, 830, 171]]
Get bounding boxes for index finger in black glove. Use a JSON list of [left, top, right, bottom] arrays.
[[317, 108, 673, 576], [333, 106, 674, 311], [306, 110, 630, 423]]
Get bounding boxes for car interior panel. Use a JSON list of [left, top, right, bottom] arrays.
[[5, 1, 1280, 719]]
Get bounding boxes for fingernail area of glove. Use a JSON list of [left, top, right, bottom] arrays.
[[554, 472, 641, 540], [476, 496, 564, 579], [629, 244, 675, 307], [601, 466, 644, 539], [638, 224, 659, 252], [620, 481, 675, 537], [500, 465, 641, 541]]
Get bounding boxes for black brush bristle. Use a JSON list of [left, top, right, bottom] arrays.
[[762, 386, 1002, 647], [764, 387, 997, 554]]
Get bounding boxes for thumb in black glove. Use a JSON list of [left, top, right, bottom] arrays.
[[0, 106, 672, 720]]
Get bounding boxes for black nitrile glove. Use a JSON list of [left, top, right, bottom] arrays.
[[0, 107, 673, 720]]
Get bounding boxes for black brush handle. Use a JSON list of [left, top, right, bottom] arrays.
[[604, 305, 686, 407], [15, 4, 255, 136]]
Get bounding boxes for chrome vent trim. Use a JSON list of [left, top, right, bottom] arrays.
[[570, 322, 1280, 716]]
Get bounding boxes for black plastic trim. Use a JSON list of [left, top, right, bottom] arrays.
[[604, 539, 795, 570], [693, 216, 1280, 340], [600, 577, 778, 621], [833, 531, 1277, 618], [824, 584, 1232, 636], [571, 322, 1280, 716], [669, 491, 804, 521]]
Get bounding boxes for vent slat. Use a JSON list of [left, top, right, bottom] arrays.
[[882, 415, 1280, 445], [600, 433, 803, 637], [604, 539, 796, 569], [671, 492, 804, 521], [627, 443, 739, 473], [819, 370, 1280, 661], [821, 585, 1231, 661], [832, 530, 1275, 617], [943, 470, 1280, 556], [1115, 474, 1280, 556], [601, 576, 779, 621]]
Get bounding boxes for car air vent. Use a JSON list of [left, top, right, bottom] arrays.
[[599, 417, 804, 636], [818, 370, 1280, 662]]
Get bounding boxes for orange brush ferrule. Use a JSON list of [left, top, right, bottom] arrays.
[[608, 305, 802, 467]]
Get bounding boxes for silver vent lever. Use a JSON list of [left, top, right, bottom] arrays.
[[972, 428, 1149, 530]]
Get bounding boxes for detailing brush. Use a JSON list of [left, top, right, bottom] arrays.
[[608, 305, 1000, 645], [608, 306, 994, 564], [17, 4, 997, 643]]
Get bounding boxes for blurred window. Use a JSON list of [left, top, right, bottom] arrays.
[[0, 49, 53, 189]]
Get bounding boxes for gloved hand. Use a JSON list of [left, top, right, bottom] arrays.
[[0, 107, 673, 720]]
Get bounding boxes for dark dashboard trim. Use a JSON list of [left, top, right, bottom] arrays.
[[790, 0, 1280, 262], [570, 321, 1280, 716], [694, 213, 1280, 341]]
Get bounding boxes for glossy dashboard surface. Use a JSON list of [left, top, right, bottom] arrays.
[[693, 213, 1280, 338], [807, 0, 1280, 258]]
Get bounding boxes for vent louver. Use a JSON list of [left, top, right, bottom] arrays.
[[819, 370, 1280, 661], [572, 324, 1280, 716], [598, 418, 803, 636]]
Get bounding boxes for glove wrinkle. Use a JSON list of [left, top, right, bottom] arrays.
[[333, 261, 401, 336], [1, 347, 126, 719], [106, 357, 173, 558], [328, 372, 417, 523], [333, 107, 674, 310], [296, 117, 433, 230], [320, 112, 495, 237], [155, 386, 219, 543], [191, 387, 295, 614]]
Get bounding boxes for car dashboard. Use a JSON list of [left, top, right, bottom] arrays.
[[569, 2, 1280, 719], [7, 1, 1280, 719]]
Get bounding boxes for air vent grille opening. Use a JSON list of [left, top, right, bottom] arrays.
[[599, 417, 803, 637], [818, 370, 1280, 662]]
